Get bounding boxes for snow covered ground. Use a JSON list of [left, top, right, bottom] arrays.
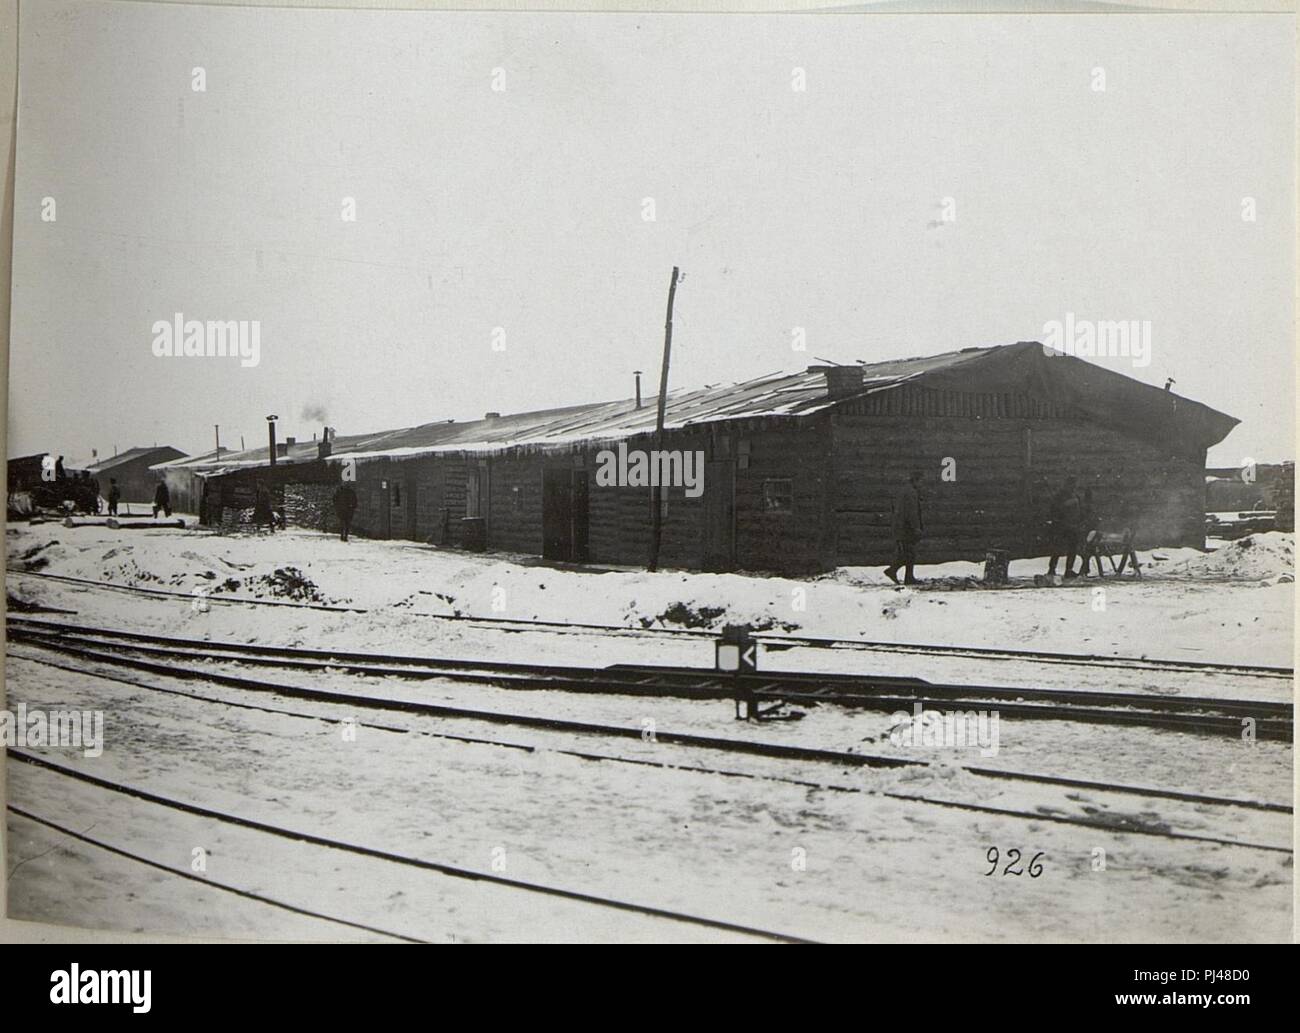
[[3, 521, 1294, 941], [6, 657, 1291, 942], [6, 522, 1295, 667]]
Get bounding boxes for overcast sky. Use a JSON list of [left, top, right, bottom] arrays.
[[9, 0, 1294, 466]]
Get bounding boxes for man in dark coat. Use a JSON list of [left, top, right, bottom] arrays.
[[252, 482, 274, 532], [107, 478, 120, 516], [153, 479, 172, 518], [1078, 488, 1104, 577], [334, 481, 358, 542], [884, 469, 924, 585], [1047, 477, 1082, 578]]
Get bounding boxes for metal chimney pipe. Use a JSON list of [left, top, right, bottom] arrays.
[[266, 414, 279, 467], [634, 370, 643, 409]]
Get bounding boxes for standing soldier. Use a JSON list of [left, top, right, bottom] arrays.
[[108, 478, 120, 516], [252, 481, 274, 532], [1046, 477, 1082, 578], [153, 478, 172, 518], [1079, 488, 1104, 577], [334, 480, 358, 542], [884, 469, 924, 585]]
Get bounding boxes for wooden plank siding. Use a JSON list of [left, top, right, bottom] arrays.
[[583, 432, 710, 568], [489, 453, 545, 554], [830, 389, 1208, 566], [730, 423, 830, 573]]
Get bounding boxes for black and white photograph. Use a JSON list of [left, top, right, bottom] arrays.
[[1, 0, 1295, 955]]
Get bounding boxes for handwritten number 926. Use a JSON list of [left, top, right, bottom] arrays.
[[985, 848, 1044, 877]]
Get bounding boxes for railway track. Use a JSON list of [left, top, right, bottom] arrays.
[[6, 638, 1292, 852], [8, 560, 1292, 939], [11, 646, 1290, 819], [7, 749, 812, 944], [6, 806, 428, 943], [6, 615, 1293, 740], [7, 566, 1291, 679]]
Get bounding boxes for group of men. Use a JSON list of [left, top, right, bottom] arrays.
[[882, 471, 1106, 585], [69, 471, 101, 515]]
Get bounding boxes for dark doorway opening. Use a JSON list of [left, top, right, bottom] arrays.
[[405, 469, 419, 540], [703, 459, 736, 571], [542, 465, 589, 562]]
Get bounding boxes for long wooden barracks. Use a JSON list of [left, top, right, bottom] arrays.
[[162, 343, 1238, 574]]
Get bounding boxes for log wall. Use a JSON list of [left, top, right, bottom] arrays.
[[584, 432, 710, 568], [831, 401, 1207, 566]]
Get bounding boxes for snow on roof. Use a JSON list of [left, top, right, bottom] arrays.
[[172, 347, 994, 472], [87, 446, 186, 473], [171, 342, 1239, 471]]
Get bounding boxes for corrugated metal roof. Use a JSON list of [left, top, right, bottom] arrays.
[[323, 346, 1006, 461], [159, 345, 1033, 471], [170, 342, 1238, 472]]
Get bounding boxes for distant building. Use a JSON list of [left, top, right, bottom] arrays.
[[86, 446, 186, 504], [1205, 462, 1292, 511], [173, 343, 1238, 572]]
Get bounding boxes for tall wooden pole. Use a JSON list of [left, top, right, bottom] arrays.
[[648, 266, 680, 572]]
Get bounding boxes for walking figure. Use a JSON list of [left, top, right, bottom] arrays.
[[1046, 477, 1082, 578], [152, 479, 172, 518], [252, 482, 275, 532], [1079, 488, 1104, 577], [884, 469, 924, 585], [334, 481, 357, 542]]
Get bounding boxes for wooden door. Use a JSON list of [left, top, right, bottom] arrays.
[[703, 459, 736, 571], [572, 469, 589, 562], [542, 465, 571, 561]]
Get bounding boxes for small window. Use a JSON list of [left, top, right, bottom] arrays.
[[762, 479, 793, 513]]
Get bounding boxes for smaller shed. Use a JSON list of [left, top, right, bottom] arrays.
[[6, 453, 49, 493]]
